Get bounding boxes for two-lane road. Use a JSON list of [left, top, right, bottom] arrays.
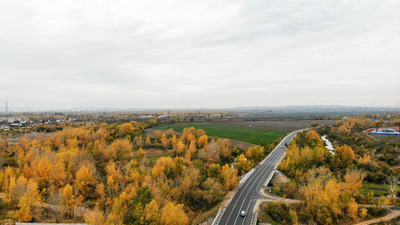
[[218, 129, 305, 225]]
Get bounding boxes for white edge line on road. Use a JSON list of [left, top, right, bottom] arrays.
[[211, 208, 222, 225], [233, 149, 283, 225], [240, 168, 255, 184]]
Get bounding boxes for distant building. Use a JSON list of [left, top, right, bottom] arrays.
[[0, 117, 21, 123], [159, 113, 171, 118], [139, 115, 155, 119]]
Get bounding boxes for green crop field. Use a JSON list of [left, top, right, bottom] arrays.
[[153, 123, 288, 145], [360, 183, 389, 196]]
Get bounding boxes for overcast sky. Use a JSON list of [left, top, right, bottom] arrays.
[[0, 0, 399, 110]]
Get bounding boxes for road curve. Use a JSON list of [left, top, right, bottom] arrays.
[[218, 129, 305, 225]]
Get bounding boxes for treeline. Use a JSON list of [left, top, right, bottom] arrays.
[[0, 121, 272, 224]]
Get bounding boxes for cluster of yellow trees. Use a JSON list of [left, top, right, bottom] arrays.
[[324, 116, 399, 184], [280, 130, 356, 177], [0, 122, 268, 224], [273, 130, 371, 224]]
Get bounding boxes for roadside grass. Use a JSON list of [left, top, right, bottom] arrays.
[[360, 183, 389, 197], [258, 211, 281, 225], [0, 200, 15, 224], [154, 123, 287, 145], [191, 204, 220, 225]]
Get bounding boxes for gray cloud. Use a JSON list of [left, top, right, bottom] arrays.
[[0, 0, 399, 110]]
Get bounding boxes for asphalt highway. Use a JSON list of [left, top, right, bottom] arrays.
[[218, 129, 305, 225]]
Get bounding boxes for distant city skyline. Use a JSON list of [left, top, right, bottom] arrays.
[[1, 0, 399, 110]]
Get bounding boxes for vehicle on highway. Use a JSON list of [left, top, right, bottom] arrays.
[[240, 210, 246, 217]]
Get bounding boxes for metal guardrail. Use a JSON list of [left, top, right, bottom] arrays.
[[211, 208, 225, 225], [240, 168, 255, 184], [250, 211, 259, 225], [263, 169, 276, 187]]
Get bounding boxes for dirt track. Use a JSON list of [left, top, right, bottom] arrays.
[[355, 209, 400, 225]]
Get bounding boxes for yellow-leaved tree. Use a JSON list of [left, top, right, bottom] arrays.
[[160, 202, 188, 225], [332, 145, 355, 171], [75, 165, 97, 201], [17, 179, 40, 222], [175, 140, 185, 156], [85, 210, 107, 225], [146, 135, 151, 146], [299, 168, 341, 224], [235, 154, 252, 175], [221, 164, 238, 191], [197, 135, 208, 148], [118, 123, 135, 137], [161, 133, 168, 148], [141, 199, 160, 224], [61, 184, 75, 217]]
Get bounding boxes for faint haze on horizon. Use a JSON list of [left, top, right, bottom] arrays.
[[0, 0, 399, 110]]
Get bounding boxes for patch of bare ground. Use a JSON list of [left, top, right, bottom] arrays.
[[134, 147, 172, 158], [229, 140, 256, 150], [207, 120, 338, 131], [5, 131, 50, 145]]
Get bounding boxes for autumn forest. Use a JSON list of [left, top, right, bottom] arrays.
[[0, 117, 274, 224]]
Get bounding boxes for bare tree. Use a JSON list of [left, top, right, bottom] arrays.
[[370, 149, 376, 161], [386, 175, 398, 204]]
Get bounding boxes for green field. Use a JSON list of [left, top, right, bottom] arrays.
[[360, 183, 389, 196], [153, 123, 288, 145]]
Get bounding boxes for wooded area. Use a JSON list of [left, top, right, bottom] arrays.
[[0, 119, 277, 224]]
